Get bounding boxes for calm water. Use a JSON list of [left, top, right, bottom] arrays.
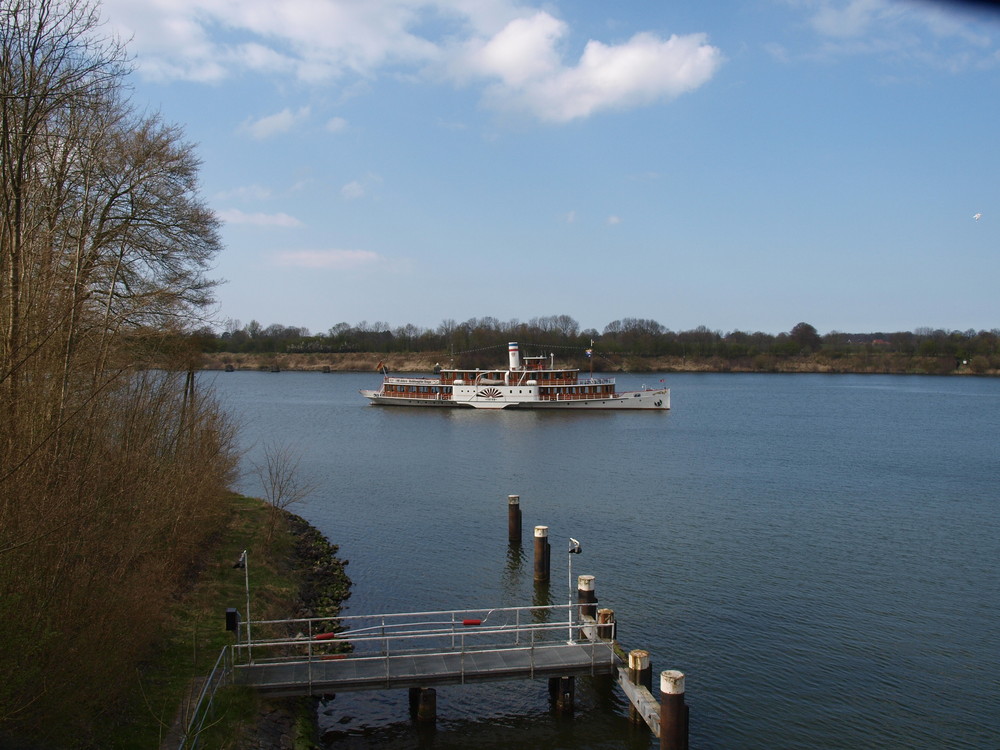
[[208, 371, 1000, 749]]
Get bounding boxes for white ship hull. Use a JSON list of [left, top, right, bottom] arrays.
[[361, 342, 670, 411], [360, 385, 669, 410]]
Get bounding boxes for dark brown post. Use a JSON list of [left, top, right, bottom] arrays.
[[597, 608, 616, 640], [548, 675, 575, 714], [533, 526, 550, 582], [628, 649, 652, 725], [508, 494, 522, 544], [577, 574, 597, 620], [659, 670, 688, 750], [416, 687, 437, 724]]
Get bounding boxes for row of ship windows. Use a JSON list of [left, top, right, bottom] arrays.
[[386, 385, 611, 394], [542, 387, 613, 394], [386, 386, 448, 393]]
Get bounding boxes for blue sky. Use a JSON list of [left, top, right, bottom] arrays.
[[102, 0, 999, 336]]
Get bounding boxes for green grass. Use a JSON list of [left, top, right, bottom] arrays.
[[94, 494, 306, 749]]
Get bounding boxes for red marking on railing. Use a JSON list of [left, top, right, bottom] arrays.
[[462, 619, 482, 626]]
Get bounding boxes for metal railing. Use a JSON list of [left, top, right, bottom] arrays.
[[179, 603, 615, 746], [231, 603, 615, 685], [177, 645, 233, 750]]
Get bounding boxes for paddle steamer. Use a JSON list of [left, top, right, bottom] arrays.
[[360, 342, 669, 410]]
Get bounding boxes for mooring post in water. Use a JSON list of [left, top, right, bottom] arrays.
[[414, 687, 436, 724], [659, 670, 688, 750], [548, 675, 575, 714], [628, 649, 652, 725], [508, 494, 522, 544], [597, 608, 616, 640], [577, 574, 597, 620], [533, 526, 550, 582]]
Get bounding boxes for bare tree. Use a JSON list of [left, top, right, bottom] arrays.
[[0, 2, 236, 739], [253, 442, 317, 542], [0, 0, 127, 414]]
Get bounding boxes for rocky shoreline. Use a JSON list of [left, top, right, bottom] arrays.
[[237, 511, 352, 750]]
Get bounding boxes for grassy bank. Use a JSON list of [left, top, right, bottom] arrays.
[[95, 494, 350, 750]]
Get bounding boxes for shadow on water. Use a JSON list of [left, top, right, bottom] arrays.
[[318, 681, 651, 750], [532, 580, 553, 617], [501, 542, 526, 603]]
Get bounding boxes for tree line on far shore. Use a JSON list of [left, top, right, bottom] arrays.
[[194, 317, 1000, 373]]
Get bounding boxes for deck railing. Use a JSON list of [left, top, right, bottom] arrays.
[[177, 646, 233, 750], [381, 389, 450, 400], [231, 603, 613, 679], [180, 604, 616, 747]]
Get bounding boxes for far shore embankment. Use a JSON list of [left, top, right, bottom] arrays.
[[198, 351, 997, 376]]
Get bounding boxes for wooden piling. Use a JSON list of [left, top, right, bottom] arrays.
[[548, 675, 575, 714], [415, 687, 437, 724], [628, 650, 652, 725], [508, 495, 522, 543], [577, 575, 597, 619], [533, 526, 550, 582], [597, 608, 616, 640], [659, 670, 688, 750]]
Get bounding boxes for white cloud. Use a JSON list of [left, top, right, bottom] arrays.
[[102, 0, 723, 123], [456, 14, 723, 121], [340, 173, 382, 200], [799, 0, 999, 70], [462, 12, 565, 87], [326, 116, 349, 133], [218, 209, 303, 227], [436, 118, 468, 131], [242, 107, 311, 139], [215, 184, 273, 201], [340, 181, 366, 199], [607, 215, 622, 226], [273, 249, 382, 269], [102, 0, 440, 83], [231, 42, 298, 75], [810, 0, 895, 38], [215, 184, 271, 201]]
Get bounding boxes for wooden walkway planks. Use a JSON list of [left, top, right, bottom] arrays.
[[233, 641, 620, 697]]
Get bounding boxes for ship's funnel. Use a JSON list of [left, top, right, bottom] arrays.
[[508, 342, 521, 370]]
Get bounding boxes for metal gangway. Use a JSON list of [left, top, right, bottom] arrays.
[[230, 603, 619, 697]]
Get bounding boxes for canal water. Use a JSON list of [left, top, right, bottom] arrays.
[[208, 370, 1000, 749]]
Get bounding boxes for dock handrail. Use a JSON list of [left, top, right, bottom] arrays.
[[177, 645, 233, 750], [181, 603, 620, 747], [230, 603, 616, 687]]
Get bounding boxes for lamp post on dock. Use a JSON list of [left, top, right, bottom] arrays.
[[234, 549, 252, 661], [567, 538, 582, 643]]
